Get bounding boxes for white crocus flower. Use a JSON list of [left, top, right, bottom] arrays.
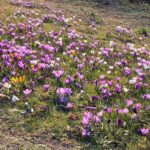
[[129, 77, 137, 85], [123, 86, 129, 93], [31, 108, 34, 113], [3, 83, 11, 89], [56, 57, 60, 62], [82, 53, 86, 56], [107, 70, 111, 74], [103, 61, 107, 65], [90, 50, 95, 54], [35, 41, 40, 46], [109, 66, 114, 70], [30, 60, 38, 65], [84, 40, 87, 43], [12, 95, 19, 103], [104, 83, 108, 88], [97, 111, 104, 117]]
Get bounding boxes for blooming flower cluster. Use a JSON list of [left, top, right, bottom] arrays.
[[9, 0, 35, 8]]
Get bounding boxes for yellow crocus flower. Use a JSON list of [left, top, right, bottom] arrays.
[[71, 50, 76, 56]]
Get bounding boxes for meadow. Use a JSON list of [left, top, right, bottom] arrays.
[[0, 0, 150, 149]]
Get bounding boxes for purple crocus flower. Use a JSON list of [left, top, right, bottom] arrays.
[[2, 77, 9, 83], [82, 117, 90, 126], [81, 111, 92, 126], [56, 88, 65, 96], [66, 102, 73, 110], [134, 82, 142, 90], [31, 67, 38, 74], [122, 108, 129, 114], [91, 96, 98, 101], [142, 94, 150, 100], [108, 80, 113, 87], [29, 80, 35, 87], [105, 107, 112, 114], [116, 118, 122, 127], [139, 128, 149, 136], [93, 80, 98, 87], [59, 96, 68, 103], [52, 70, 64, 78], [64, 75, 74, 84], [116, 77, 121, 82], [133, 103, 141, 113], [93, 115, 100, 124], [115, 84, 121, 93], [18, 61, 24, 69], [126, 99, 133, 106], [43, 84, 49, 92], [82, 128, 90, 137], [56, 87, 72, 97], [23, 89, 32, 97], [125, 67, 131, 75]]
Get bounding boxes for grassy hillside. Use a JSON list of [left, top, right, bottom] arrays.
[[0, 0, 150, 149]]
